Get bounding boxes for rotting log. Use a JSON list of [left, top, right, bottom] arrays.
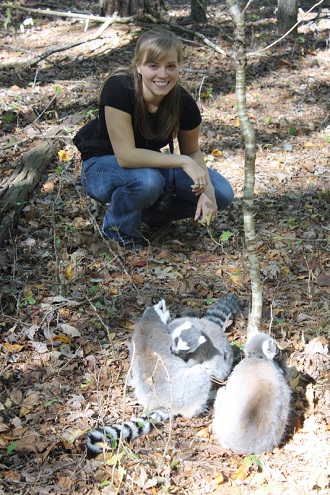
[[0, 111, 86, 247]]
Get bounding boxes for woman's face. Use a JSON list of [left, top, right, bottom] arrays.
[[137, 50, 180, 105]]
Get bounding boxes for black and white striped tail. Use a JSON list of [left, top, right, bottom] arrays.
[[86, 409, 170, 457], [205, 294, 241, 328]]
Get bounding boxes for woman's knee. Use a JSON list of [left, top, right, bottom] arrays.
[[216, 182, 234, 209], [138, 169, 165, 199], [209, 170, 234, 210]]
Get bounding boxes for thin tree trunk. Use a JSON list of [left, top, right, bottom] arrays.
[[277, 0, 298, 35], [226, 0, 262, 335], [100, 0, 165, 17], [190, 0, 207, 22]]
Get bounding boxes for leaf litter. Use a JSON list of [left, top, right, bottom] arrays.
[[0, 1, 329, 494]]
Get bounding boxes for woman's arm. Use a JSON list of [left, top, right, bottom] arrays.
[[105, 106, 206, 187], [178, 126, 218, 223]]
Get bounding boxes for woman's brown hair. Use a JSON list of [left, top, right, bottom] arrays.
[[101, 28, 183, 142]]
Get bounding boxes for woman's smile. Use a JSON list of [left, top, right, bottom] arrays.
[[137, 50, 180, 105]]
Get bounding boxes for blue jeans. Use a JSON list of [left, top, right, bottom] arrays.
[[81, 155, 234, 245]]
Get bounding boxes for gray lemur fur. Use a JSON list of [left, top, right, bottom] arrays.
[[86, 299, 211, 458], [213, 331, 291, 454], [169, 294, 240, 381], [129, 300, 212, 419]]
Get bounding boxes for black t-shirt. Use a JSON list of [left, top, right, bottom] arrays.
[[94, 75, 201, 155]]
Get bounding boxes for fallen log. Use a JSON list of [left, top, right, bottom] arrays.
[[0, 111, 85, 247]]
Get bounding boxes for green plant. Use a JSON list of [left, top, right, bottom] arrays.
[[244, 454, 263, 470], [4, 8, 11, 29], [81, 376, 93, 388], [220, 231, 233, 242], [3, 113, 16, 124], [7, 441, 17, 455]]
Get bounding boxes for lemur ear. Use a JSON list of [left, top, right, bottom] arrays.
[[198, 335, 207, 345], [262, 338, 278, 360]]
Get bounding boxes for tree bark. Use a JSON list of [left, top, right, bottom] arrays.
[[277, 0, 298, 35], [190, 0, 207, 22], [226, 0, 262, 335], [100, 0, 165, 17]]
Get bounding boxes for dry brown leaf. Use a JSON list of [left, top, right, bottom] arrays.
[[21, 393, 39, 408], [132, 273, 144, 284], [50, 334, 72, 344], [10, 388, 23, 405], [2, 343, 24, 353], [211, 148, 222, 157], [58, 476, 75, 489], [196, 427, 210, 438], [58, 323, 81, 337], [23, 285, 33, 298], [63, 261, 75, 281], [232, 461, 249, 481], [213, 472, 225, 484], [58, 149, 70, 161], [3, 471, 21, 482], [315, 274, 330, 287]]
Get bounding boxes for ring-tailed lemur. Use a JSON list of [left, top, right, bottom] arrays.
[[169, 294, 240, 381], [86, 408, 169, 457], [212, 331, 291, 454], [86, 300, 212, 457]]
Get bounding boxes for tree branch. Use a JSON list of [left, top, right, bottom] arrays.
[[0, 13, 133, 69], [247, 0, 325, 56], [0, 3, 131, 23], [142, 14, 229, 58]]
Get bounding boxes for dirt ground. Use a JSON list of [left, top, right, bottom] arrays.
[[0, 1, 329, 494]]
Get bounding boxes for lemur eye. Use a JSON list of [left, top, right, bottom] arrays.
[[174, 338, 178, 345]]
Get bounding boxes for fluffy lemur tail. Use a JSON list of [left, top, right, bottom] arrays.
[[86, 408, 170, 457], [205, 294, 241, 329]]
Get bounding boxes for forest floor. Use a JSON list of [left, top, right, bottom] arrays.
[[0, 1, 329, 494]]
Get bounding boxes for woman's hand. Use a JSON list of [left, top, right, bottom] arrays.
[[194, 188, 218, 224], [181, 158, 208, 192]]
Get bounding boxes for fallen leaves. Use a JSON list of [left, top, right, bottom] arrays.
[[0, 5, 329, 495]]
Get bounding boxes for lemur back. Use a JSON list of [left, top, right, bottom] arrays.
[[130, 300, 211, 416], [169, 294, 240, 381], [213, 332, 291, 454], [86, 300, 212, 457]]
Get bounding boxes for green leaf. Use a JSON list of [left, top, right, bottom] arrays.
[[205, 213, 212, 226], [89, 285, 101, 296], [250, 454, 263, 469], [99, 481, 111, 487], [7, 441, 17, 455], [4, 8, 12, 29], [244, 455, 253, 467], [220, 230, 233, 242], [3, 113, 15, 124], [106, 451, 125, 465]]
